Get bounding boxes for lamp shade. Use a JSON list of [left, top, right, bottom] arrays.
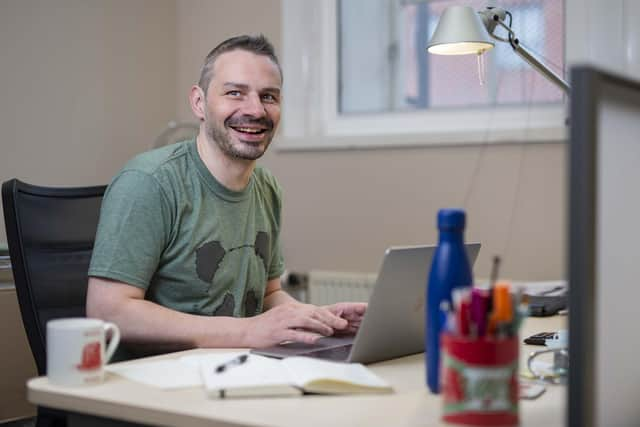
[[427, 6, 494, 55]]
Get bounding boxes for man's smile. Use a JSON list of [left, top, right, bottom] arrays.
[[226, 117, 273, 142], [232, 126, 266, 134]]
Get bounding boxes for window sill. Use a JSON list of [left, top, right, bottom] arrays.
[[276, 131, 566, 152], [278, 104, 568, 151]]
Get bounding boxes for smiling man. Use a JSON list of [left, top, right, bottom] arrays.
[[86, 35, 366, 355]]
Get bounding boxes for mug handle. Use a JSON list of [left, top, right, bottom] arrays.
[[103, 322, 121, 364]]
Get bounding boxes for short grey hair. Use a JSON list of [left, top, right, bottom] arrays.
[[197, 34, 282, 94]]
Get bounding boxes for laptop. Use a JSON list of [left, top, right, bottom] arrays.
[[251, 243, 481, 364]]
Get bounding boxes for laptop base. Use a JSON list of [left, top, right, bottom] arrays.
[[252, 336, 355, 362]]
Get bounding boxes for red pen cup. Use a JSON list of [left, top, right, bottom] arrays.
[[441, 333, 519, 426]]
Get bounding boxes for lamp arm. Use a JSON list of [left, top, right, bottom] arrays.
[[489, 18, 570, 94], [510, 41, 570, 94], [488, 18, 514, 43]]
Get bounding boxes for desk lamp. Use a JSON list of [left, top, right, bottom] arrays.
[[427, 5, 570, 94]]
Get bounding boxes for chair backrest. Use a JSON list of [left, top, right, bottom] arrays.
[[2, 179, 106, 375]]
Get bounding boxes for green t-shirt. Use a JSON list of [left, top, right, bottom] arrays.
[[88, 139, 285, 317]]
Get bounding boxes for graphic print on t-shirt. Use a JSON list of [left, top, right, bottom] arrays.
[[195, 231, 270, 317], [213, 293, 235, 316]]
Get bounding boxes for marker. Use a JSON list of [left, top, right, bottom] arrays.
[[488, 282, 513, 338], [470, 287, 490, 337], [458, 299, 471, 337]]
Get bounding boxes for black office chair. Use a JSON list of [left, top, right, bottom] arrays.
[[2, 179, 106, 427]]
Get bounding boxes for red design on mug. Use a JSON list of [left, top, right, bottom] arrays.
[[443, 367, 465, 403], [76, 341, 101, 371]]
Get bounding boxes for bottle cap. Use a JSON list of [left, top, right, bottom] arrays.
[[437, 209, 466, 230]]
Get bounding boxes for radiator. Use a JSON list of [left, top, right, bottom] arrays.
[[307, 270, 378, 305]]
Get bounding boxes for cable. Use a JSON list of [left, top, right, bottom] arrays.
[[461, 60, 506, 210]]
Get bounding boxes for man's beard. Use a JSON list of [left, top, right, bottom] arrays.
[[205, 114, 274, 161]]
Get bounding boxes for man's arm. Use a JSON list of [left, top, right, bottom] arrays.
[[86, 277, 249, 350], [86, 277, 350, 350], [263, 277, 300, 308]]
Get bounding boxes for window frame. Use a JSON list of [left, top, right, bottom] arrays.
[[279, 0, 567, 150]]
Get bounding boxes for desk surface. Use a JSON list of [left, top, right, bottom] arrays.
[[28, 315, 566, 427]]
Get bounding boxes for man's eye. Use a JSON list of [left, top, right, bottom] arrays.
[[262, 94, 278, 102], [226, 90, 241, 97]]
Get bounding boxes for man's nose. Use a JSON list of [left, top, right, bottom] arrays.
[[242, 93, 267, 117]]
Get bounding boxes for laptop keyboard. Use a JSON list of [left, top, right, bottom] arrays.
[[301, 344, 353, 362]]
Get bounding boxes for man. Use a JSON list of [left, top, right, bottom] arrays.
[[86, 35, 366, 353]]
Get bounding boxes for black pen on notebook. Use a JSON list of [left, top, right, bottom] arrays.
[[215, 354, 249, 373]]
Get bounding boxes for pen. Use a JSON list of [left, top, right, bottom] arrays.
[[215, 354, 249, 373], [487, 255, 501, 314], [441, 300, 457, 334], [512, 288, 527, 334]]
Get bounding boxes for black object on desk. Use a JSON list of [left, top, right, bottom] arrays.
[[523, 331, 557, 346], [527, 294, 567, 317]]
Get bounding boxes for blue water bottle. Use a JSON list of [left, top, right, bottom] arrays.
[[426, 209, 473, 393]]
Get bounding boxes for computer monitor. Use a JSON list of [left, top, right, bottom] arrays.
[[569, 65, 640, 427]]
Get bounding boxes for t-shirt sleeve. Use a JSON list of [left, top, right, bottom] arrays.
[[88, 170, 171, 289]]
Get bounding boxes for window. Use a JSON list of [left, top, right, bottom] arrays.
[[280, 0, 567, 149]]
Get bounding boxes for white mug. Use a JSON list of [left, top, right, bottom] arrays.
[[47, 318, 120, 386]]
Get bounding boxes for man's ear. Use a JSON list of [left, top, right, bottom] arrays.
[[189, 85, 206, 122]]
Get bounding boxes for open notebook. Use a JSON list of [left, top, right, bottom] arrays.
[[201, 353, 392, 398]]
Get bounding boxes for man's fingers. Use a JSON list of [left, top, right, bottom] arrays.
[[257, 302, 365, 346], [290, 315, 334, 336], [326, 302, 367, 318], [283, 329, 323, 345], [341, 311, 364, 322], [310, 306, 347, 329], [343, 302, 367, 315]]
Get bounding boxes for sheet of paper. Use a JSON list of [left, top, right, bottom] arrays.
[[200, 353, 290, 390], [106, 351, 246, 390], [106, 359, 201, 389]]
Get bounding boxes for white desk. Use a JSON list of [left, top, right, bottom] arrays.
[[27, 315, 566, 427]]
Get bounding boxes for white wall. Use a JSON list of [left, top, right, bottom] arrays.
[[566, 0, 640, 80], [0, 0, 177, 420], [0, 0, 177, 243]]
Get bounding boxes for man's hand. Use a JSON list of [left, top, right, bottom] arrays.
[[246, 302, 348, 348], [325, 302, 368, 335]]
